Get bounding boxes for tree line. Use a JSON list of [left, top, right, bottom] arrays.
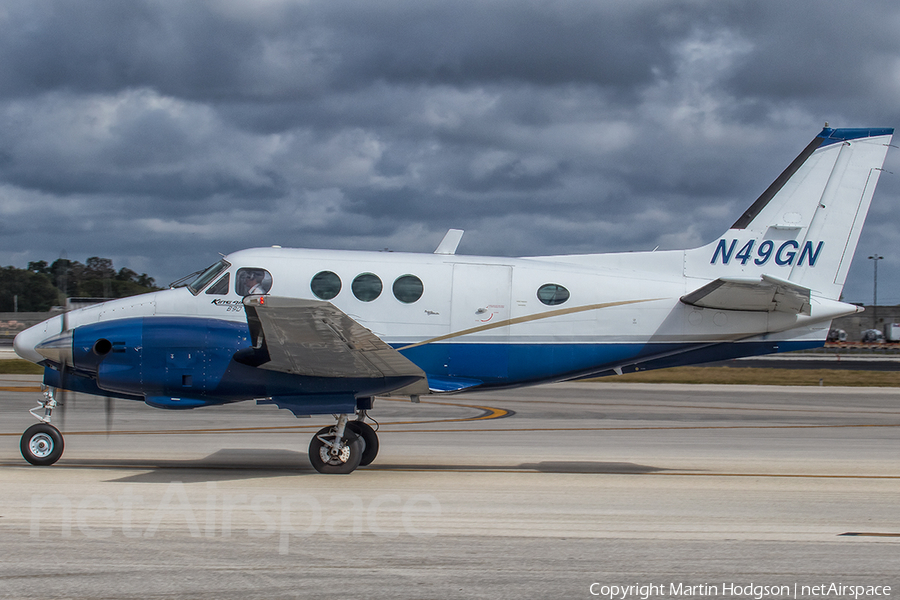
[[0, 257, 160, 312]]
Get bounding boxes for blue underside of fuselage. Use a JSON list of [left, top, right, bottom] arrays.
[[398, 338, 824, 390], [44, 315, 824, 413]]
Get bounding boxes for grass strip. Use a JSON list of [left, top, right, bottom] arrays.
[[0, 360, 44, 375]]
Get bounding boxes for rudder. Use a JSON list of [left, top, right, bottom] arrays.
[[685, 127, 893, 300]]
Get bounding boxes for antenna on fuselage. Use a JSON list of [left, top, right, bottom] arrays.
[[434, 229, 464, 255]]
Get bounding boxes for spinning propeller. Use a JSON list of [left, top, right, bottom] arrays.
[[58, 308, 69, 428], [34, 305, 115, 434]]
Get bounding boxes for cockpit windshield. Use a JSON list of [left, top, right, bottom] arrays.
[[182, 260, 231, 295]]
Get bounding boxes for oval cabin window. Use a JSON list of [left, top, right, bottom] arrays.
[[392, 275, 424, 304], [352, 273, 383, 302], [537, 283, 569, 306], [311, 271, 342, 300]]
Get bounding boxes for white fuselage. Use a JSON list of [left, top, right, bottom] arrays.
[[15, 245, 850, 390]]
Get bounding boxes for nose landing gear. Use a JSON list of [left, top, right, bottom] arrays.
[[21, 388, 65, 466]]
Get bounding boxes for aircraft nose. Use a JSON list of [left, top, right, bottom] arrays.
[[13, 315, 63, 364]]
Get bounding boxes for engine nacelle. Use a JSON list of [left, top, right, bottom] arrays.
[[72, 317, 252, 404], [73, 318, 144, 396]]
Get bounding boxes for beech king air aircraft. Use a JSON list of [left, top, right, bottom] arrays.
[[13, 127, 895, 473]]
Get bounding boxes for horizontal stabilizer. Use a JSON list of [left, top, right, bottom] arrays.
[[241, 296, 429, 394], [681, 275, 812, 315]]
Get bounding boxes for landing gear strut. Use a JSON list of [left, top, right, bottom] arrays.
[[308, 411, 380, 474], [21, 388, 65, 466]]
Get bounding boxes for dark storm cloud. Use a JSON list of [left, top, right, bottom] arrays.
[[329, 2, 686, 89], [722, 2, 900, 108], [0, 0, 899, 303], [0, 1, 694, 98]]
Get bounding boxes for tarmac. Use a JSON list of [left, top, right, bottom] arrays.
[[0, 376, 898, 599]]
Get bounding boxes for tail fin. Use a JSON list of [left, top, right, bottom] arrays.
[[685, 127, 894, 300]]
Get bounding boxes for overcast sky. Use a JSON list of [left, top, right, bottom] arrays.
[[1, 0, 899, 304]]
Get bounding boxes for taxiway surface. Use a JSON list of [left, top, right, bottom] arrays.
[[1, 376, 898, 599]]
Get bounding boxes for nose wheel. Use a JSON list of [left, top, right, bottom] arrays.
[[21, 423, 65, 466], [21, 388, 66, 466]]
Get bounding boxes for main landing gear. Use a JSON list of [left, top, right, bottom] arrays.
[[20, 388, 381, 474], [308, 411, 379, 474], [20, 388, 65, 466]]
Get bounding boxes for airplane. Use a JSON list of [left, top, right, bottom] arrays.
[[13, 126, 894, 474]]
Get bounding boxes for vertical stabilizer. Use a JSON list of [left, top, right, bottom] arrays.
[[684, 128, 893, 299]]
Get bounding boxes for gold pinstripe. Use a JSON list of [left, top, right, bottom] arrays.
[[398, 297, 666, 350]]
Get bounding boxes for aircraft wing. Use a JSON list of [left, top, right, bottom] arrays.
[[680, 274, 812, 315], [240, 296, 429, 393]]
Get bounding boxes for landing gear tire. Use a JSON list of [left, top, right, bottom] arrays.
[[346, 421, 379, 467], [308, 425, 363, 474], [21, 423, 64, 466]]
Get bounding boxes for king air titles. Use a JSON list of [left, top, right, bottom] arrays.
[[711, 239, 824, 267]]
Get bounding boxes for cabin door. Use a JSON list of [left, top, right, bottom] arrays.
[[448, 264, 512, 381]]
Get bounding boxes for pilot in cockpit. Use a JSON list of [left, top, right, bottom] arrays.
[[237, 268, 272, 296]]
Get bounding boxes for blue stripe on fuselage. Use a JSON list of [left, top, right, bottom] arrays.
[[398, 339, 824, 390], [67, 313, 825, 404]]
